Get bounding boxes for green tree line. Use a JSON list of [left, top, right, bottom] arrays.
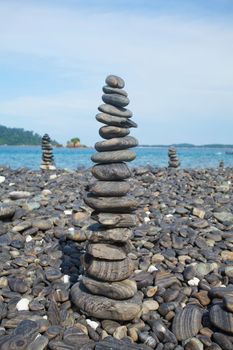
[[0, 125, 58, 146]]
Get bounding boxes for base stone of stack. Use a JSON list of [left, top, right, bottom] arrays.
[[71, 282, 142, 321]]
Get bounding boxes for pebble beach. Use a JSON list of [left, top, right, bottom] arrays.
[[0, 165, 233, 349]]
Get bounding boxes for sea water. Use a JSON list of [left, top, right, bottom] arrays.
[[0, 146, 233, 170]]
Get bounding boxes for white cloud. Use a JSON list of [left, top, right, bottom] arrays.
[[0, 1, 233, 144]]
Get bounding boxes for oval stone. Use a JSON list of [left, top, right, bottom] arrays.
[[96, 113, 137, 128], [103, 85, 128, 97], [105, 75, 125, 88], [95, 136, 138, 152], [209, 304, 233, 334], [86, 243, 126, 260], [91, 150, 136, 163], [0, 204, 15, 220], [89, 181, 130, 196], [99, 126, 130, 139], [93, 212, 137, 228], [172, 305, 203, 341], [82, 277, 137, 300], [85, 256, 134, 281], [89, 228, 133, 242], [92, 163, 131, 180], [71, 282, 142, 321], [102, 94, 129, 108], [98, 104, 132, 118], [84, 194, 137, 213]]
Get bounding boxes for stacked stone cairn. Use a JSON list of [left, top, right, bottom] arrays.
[[40, 134, 56, 170], [168, 147, 180, 168], [71, 75, 142, 321]]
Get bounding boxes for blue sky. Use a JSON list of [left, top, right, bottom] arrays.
[[0, 0, 233, 145]]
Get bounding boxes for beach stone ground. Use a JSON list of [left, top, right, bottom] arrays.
[[0, 165, 233, 349]]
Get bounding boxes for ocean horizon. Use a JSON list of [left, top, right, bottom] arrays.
[[1, 145, 233, 170]]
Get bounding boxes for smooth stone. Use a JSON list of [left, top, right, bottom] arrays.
[[92, 163, 131, 180], [172, 305, 203, 341], [87, 243, 126, 260], [0, 176, 5, 184], [71, 282, 142, 321], [9, 191, 31, 199], [99, 126, 130, 139], [221, 250, 233, 261], [85, 256, 134, 282], [0, 204, 15, 220], [113, 325, 127, 340], [95, 136, 138, 152], [95, 336, 151, 350], [184, 338, 203, 350], [223, 295, 233, 312], [89, 227, 133, 242], [8, 277, 28, 293], [82, 277, 137, 300], [103, 85, 128, 96], [91, 150, 136, 163], [98, 104, 132, 118], [209, 304, 233, 334], [214, 211, 233, 223], [105, 75, 125, 88], [32, 218, 53, 231], [96, 113, 137, 128], [102, 94, 129, 108], [89, 181, 130, 197], [27, 335, 49, 350], [0, 335, 28, 349], [93, 212, 137, 227], [102, 320, 121, 335], [212, 332, 233, 350], [84, 194, 137, 213]]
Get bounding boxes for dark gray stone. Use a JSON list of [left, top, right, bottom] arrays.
[[98, 104, 132, 118], [102, 94, 129, 108], [95, 136, 138, 152], [91, 150, 136, 163]]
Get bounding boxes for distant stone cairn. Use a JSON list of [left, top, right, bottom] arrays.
[[71, 74, 142, 321], [168, 147, 180, 168], [40, 134, 56, 170]]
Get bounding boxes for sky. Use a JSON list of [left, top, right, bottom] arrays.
[[0, 0, 233, 146]]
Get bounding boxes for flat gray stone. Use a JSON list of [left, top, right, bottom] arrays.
[[86, 243, 126, 260], [82, 277, 137, 300], [92, 163, 131, 180], [103, 85, 128, 96], [96, 113, 137, 128], [93, 212, 137, 228], [99, 126, 130, 139], [102, 94, 129, 108], [89, 181, 130, 196], [91, 150, 136, 163], [210, 304, 233, 334], [71, 282, 142, 321], [95, 136, 138, 152], [0, 204, 15, 220], [89, 227, 133, 242], [98, 104, 132, 118], [84, 194, 137, 213], [105, 75, 125, 89]]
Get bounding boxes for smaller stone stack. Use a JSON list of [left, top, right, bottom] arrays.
[[168, 147, 180, 168], [71, 75, 142, 321], [40, 134, 56, 170], [219, 160, 224, 170]]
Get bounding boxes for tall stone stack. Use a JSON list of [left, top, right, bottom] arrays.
[[168, 147, 180, 168], [71, 75, 142, 321], [40, 134, 56, 170]]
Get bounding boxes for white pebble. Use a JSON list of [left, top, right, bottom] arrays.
[[43, 315, 48, 319], [9, 182, 15, 186], [63, 275, 70, 283], [144, 217, 150, 223], [0, 176, 5, 184], [86, 319, 99, 330], [49, 174, 57, 179], [188, 277, 200, 286], [64, 210, 72, 215], [148, 265, 158, 273], [166, 214, 173, 218], [41, 189, 52, 196], [26, 235, 33, 242], [16, 298, 30, 311], [68, 227, 75, 232]]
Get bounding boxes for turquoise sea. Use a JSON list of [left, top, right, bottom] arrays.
[[1, 146, 233, 170]]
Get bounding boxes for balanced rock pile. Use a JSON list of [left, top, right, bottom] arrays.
[[71, 75, 142, 321], [40, 134, 56, 170], [168, 147, 180, 168]]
